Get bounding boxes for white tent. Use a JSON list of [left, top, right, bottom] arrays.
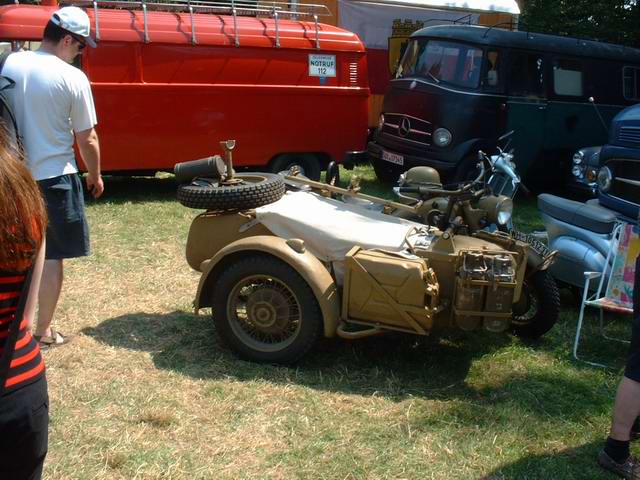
[[337, 0, 519, 49]]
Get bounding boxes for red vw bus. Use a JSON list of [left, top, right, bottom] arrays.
[[0, 0, 369, 179]]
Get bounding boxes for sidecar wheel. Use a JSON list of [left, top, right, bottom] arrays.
[[512, 270, 560, 339], [212, 254, 323, 364], [177, 173, 284, 210]]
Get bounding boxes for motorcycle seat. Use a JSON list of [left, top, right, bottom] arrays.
[[538, 193, 618, 234]]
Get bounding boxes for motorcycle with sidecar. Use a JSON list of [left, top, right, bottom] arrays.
[[176, 140, 560, 363]]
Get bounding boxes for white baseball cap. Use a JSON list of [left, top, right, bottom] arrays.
[[50, 6, 96, 48]]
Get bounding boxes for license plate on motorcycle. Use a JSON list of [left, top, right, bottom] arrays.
[[381, 149, 404, 166]]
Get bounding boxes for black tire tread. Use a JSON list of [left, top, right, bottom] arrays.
[[513, 270, 560, 339], [372, 159, 403, 184], [177, 173, 285, 210], [212, 254, 323, 364]]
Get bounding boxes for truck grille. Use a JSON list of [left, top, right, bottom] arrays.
[[618, 126, 640, 147], [607, 158, 640, 205], [381, 113, 432, 147]]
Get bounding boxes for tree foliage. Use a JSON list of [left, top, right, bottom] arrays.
[[520, 0, 640, 48]]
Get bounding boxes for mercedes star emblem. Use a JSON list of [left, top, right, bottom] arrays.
[[398, 117, 411, 137]]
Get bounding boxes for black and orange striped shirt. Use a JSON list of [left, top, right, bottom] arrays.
[[0, 268, 44, 394]]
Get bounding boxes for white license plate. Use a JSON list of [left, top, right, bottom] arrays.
[[381, 149, 404, 165]]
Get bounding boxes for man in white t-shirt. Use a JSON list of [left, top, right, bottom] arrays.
[[3, 6, 104, 348]]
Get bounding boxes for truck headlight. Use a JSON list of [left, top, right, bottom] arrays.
[[572, 151, 584, 165], [433, 128, 452, 147], [378, 114, 385, 131], [572, 165, 584, 178], [597, 166, 613, 192]]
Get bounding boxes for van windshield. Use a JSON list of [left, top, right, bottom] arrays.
[[397, 39, 484, 89]]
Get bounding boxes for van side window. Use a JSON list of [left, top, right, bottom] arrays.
[[508, 52, 545, 98], [623, 66, 640, 101], [553, 58, 583, 96]]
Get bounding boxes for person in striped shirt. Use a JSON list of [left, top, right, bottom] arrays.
[[0, 127, 48, 479]]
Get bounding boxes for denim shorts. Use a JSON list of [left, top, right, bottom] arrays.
[[37, 174, 90, 260], [625, 256, 640, 382]]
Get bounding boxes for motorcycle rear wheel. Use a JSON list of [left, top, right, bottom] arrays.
[[512, 270, 560, 339]]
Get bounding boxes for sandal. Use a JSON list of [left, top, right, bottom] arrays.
[[34, 328, 72, 349]]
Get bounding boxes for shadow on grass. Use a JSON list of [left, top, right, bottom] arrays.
[[83, 310, 617, 419], [482, 441, 611, 480]]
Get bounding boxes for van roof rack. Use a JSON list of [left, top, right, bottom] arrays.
[[62, 0, 332, 48]]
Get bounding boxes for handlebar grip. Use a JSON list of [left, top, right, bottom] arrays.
[[398, 187, 420, 193]]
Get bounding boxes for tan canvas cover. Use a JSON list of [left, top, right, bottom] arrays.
[[255, 190, 432, 263]]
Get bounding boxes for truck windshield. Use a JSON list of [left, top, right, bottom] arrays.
[[397, 39, 484, 89]]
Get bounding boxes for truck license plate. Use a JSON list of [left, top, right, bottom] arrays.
[[382, 150, 404, 165]]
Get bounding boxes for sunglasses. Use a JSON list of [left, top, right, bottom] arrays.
[[69, 34, 86, 50]]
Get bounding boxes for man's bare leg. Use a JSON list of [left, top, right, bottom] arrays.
[[611, 377, 640, 441], [34, 259, 63, 338]]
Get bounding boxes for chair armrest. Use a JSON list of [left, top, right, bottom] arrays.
[[583, 271, 602, 280]]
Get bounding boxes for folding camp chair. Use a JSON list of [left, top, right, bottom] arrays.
[[573, 222, 639, 367]]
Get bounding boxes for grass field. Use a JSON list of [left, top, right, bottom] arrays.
[[41, 167, 634, 479]]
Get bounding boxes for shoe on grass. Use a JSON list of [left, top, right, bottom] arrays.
[[34, 328, 72, 349], [598, 450, 640, 479]]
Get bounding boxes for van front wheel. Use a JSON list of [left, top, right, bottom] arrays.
[[270, 154, 322, 180]]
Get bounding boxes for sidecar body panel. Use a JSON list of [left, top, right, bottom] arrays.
[[194, 235, 341, 337], [186, 211, 273, 271]]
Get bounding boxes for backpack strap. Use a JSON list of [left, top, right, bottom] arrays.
[[0, 51, 23, 153], [0, 50, 12, 74]]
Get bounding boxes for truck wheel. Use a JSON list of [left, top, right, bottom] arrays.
[[512, 270, 560, 339], [270, 154, 322, 180], [212, 254, 323, 364], [372, 159, 403, 184], [177, 173, 284, 210], [451, 155, 481, 184]]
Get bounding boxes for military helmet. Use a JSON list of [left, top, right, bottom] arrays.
[[401, 166, 442, 188]]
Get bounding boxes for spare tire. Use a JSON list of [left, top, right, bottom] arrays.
[[177, 173, 285, 210]]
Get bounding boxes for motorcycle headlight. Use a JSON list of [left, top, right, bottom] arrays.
[[378, 114, 385, 131], [572, 151, 584, 165], [597, 166, 613, 192], [495, 197, 513, 225], [433, 128, 452, 147], [478, 195, 513, 226]]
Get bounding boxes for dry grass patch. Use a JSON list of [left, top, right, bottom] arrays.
[[37, 172, 634, 479]]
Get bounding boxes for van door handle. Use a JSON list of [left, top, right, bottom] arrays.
[[538, 105, 547, 110]]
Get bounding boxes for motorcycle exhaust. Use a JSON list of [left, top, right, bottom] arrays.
[[174, 155, 226, 184]]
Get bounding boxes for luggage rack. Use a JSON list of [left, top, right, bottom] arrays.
[[65, 0, 332, 48]]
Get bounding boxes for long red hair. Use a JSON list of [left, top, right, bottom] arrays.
[[0, 126, 47, 270]]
